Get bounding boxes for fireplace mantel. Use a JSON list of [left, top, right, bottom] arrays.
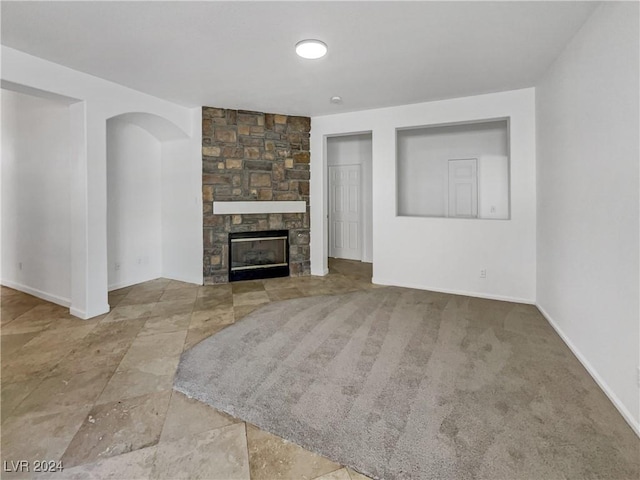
[[213, 201, 306, 215]]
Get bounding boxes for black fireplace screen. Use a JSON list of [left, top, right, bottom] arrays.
[[228, 230, 289, 281]]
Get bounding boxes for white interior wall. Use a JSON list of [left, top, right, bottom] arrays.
[[479, 155, 509, 219], [161, 110, 203, 285], [397, 121, 509, 218], [326, 133, 373, 263], [536, 2, 639, 433], [107, 118, 162, 290], [1, 89, 73, 305], [2, 46, 202, 318], [311, 88, 536, 303]]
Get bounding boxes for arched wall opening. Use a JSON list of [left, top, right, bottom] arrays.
[[106, 112, 202, 294]]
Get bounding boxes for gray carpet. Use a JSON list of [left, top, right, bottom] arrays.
[[174, 287, 639, 480]]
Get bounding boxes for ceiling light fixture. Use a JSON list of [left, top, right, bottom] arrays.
[[295, 39, 328, 59], [330, 96, 343, 104]]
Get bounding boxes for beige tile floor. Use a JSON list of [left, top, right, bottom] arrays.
[[1, 259, 375, 480]]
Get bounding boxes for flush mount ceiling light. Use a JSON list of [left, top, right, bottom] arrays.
[[295, 39, 328, 59], [330, 96, 343, 104]]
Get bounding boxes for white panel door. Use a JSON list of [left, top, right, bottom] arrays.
[[448, 158, 478, 218], [329, 165, 362, 260]]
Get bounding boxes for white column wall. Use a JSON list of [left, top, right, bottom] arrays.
[[69, 100, 89, 317]]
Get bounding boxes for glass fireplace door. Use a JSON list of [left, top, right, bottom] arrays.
[[228, 230, 289, 281]]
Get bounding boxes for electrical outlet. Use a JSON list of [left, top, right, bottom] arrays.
[[480, 269, 486, 279], [637, 366, 640, 388], [137, 257, 142, 265], [18, 262, 22, 271], [115, 262, 121, 271]]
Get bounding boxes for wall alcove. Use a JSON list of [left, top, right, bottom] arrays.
[[396, 119, 510, 220], [106, 112, 200, 291]]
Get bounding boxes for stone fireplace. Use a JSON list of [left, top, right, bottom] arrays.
[[202, 107, 310, 284]]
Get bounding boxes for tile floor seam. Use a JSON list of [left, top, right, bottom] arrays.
[[347, 467, 367, 480], [0, 375, 48, 421], [2, 329, 96, 416], [1, 313, 22, 327], [59, 390, 173, 469], [244, 420, 251, 480], [153, 389, 174, 452], [146, 445, 160, 480], [313, 466, 346, 480], [90, 320, 142, 406], [175, 323, 189, 365], [156, 388, 178, 442]]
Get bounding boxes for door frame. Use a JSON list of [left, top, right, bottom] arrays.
[[321, 131, 373, 275]]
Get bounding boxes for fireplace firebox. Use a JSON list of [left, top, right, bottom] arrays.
[[228, 230, 289, 282]]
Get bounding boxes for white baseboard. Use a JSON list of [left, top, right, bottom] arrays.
[[70, 304, 110, 320], [1, 280, 71, 307], [161, 273, 203, 286], [69, 307, 87, 319], [108, 281, 134, 291], [311, 268, 329, 277], [108, 276, 161, 292], [536, 304, 640, 437], [110, 274, 203, 292], [371, 277, 535, 305]]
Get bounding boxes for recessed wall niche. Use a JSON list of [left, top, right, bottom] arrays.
[[396, 119, 510, 219]]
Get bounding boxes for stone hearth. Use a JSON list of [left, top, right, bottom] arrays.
[[202, 107, 310, 284]]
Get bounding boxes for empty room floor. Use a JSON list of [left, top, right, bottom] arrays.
[[2, 259, 638, 479], [1, 259, 375, 480]]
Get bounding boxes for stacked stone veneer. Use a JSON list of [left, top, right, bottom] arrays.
[[202, 107, 311, 284]]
